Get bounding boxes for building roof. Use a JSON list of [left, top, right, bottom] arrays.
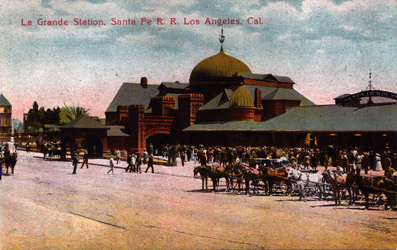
[[200, 85, 313, 111], [61, 114, 108, 129], [159, 82, 189, 90], [238, 73, 295, 84], [185, 103, 397, 132], [334, 94, 351, 100], [107, 125, 129, 137], [245, 85, 314, 105], [0, 93, 11, 106], [106, 82, 159, 113], [190, 47, 251, 83]]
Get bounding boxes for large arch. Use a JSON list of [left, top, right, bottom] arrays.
[[146, 133, 175, 154]]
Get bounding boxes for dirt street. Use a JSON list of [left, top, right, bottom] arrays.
[[1, 151, 396, 249]]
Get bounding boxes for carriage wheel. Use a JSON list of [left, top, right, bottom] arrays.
[[374, 193, 385, 206], [279, 183, 289, 196], [304, 187, 313, 198]]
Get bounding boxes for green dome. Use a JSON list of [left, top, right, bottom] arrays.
[[189, 48, 251, 83], [229, 86, 254, 108]]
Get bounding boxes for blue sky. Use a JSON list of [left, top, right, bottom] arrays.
[[1, 0, 397, 119]]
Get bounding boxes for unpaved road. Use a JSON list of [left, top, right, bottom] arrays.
[[1, 151, 396, 249]]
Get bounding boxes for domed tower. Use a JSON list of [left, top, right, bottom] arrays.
[[229, 85, 255, 108], [189, 29, 251, 102]]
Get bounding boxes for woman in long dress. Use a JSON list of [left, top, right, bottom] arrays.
[[375, 153, 383, 171]]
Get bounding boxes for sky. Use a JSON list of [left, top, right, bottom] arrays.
[[1, 0, 397, 120]]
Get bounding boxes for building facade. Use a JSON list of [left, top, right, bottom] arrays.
[[105, 41, 314, 153], [104, 37, 397, 154], [0, 93, 12, 141]]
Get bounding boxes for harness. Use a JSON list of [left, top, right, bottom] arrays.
[[360, 185, 397, 194]]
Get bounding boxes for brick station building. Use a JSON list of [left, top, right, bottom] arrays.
[[105, 40, 314, 153], [104, 36, 397, 154]]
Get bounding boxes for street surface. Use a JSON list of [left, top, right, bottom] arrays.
[[1, 151, 396, 249]]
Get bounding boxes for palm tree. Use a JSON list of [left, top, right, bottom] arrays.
[[59, 103, 89, 124]]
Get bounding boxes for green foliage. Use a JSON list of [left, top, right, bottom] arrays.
[[23, 102, 88, 130], [59, 104, 89, 124], [24, 102, 61, 130]]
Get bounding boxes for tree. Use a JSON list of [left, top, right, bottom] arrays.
[[59, 104, 89, 124]]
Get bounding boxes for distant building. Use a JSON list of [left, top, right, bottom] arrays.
[[0, 93, 12, 141]]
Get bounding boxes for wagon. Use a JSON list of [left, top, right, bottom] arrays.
[[253, 158, 288, 169]]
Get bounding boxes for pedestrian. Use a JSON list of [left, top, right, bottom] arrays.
[[72, 153, 79, 174], [200, 151, 207, 166], [143, 150, 148, 164], [362, 153, 370, 175], [126, 153, 132, 172], [186, 147, 191, 162], [341, 152, 348, 172], [383, 153, 392, 177], [136, 153, 142, 173], [375, 153, 383, 171], [42, 143, 47, 160], [356, 154, 362, 175], [145, 154, 154, 173], [193, 148, 198, 163], [107, 155, 115, 175], [180, 150, 185, 166], [81, 150, 89, 169], [116, 150, 121, 164], [131, 154, 136, 172]]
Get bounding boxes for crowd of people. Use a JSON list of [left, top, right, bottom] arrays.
[[29, 141, 396, 178], [156, 144, 397, 176]]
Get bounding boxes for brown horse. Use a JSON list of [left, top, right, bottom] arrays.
[[230, 163, 244, 193], [210, 162, 233, 191], [261, 166, 291, 196], [194, 163, 232, 192], [322, 169, 347, 205], [233, 163, 261, 195], [352, 174, 396, 210], [193, 165, 214, 191]]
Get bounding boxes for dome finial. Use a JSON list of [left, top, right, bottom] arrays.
[[219, 26, 225, 52]]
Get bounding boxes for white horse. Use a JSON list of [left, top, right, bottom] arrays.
[[287, 168, 325, 201]]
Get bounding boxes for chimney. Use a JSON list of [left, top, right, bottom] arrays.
[[254, 88, 262, 108], [140, 77, 148, 88]]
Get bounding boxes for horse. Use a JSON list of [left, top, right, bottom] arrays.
[[322, 169, 348, 205], [352, 174, 396, 210], [193, 165, 213, 191], [287, 168, 325, 201], [230, 162, 244, 193], [232, 162, 260, 195], [209, 162, 233, 191], [261, 166, 291, 196], [287, 168, 307, 201], [5, 152, 18, 175]]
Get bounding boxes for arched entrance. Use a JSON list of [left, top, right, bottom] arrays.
[[146, 133, 175, 155]]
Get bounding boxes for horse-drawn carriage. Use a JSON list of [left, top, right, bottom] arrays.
[[193, 158, 396, 210], [193, 159, 292, 195], [45, 147, 63, 160]]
